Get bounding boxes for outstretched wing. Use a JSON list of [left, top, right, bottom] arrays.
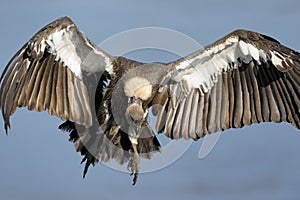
[[0, 16, 113, 131], [154, 29, 300, 140]]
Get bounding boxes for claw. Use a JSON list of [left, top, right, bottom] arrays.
[[132, 172, 139, 185], [127, 142, 140, 185], [127, 156, 140, 185]]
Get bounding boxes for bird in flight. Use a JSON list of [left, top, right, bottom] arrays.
[[1, 17, 299, 185]]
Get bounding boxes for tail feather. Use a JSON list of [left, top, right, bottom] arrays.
[[58, 121, 161, 178]]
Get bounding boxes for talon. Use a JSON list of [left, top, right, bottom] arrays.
[[132, 172, 139, 185], [127, 142, 140, 185]]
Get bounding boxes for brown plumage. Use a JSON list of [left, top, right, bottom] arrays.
[[1, 16, 300, 185]]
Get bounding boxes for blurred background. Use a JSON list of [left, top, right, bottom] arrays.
[[0, 0, 300, 200]]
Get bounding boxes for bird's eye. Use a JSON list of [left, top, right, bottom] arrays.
[[128, 97, 142, 106], [128, 96, 134, 104]]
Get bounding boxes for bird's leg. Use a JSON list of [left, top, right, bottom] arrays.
[[125, 96, 146, 185], [127, 137, 140, 185]]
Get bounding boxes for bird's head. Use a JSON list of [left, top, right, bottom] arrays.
[[124, 77, 152, 137], [126, 97, 144, 125]]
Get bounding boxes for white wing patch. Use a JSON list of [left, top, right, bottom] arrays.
[[238, 40, 249, 55], [168, 36, 268, 96], [47, 29, 82, 76], [248, 43, 260, 61], [40, 27, 112, 78], [176, 36, 239, 70]]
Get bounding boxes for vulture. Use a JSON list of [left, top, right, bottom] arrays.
[[1, 16, 300, 185]]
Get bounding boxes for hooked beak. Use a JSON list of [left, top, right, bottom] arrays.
[[128, 123, 141, 139]]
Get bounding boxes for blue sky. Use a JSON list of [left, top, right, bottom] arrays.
[[0, 1, 300, 200]]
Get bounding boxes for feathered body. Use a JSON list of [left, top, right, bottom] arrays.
[[1, 17, 300, 184]]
